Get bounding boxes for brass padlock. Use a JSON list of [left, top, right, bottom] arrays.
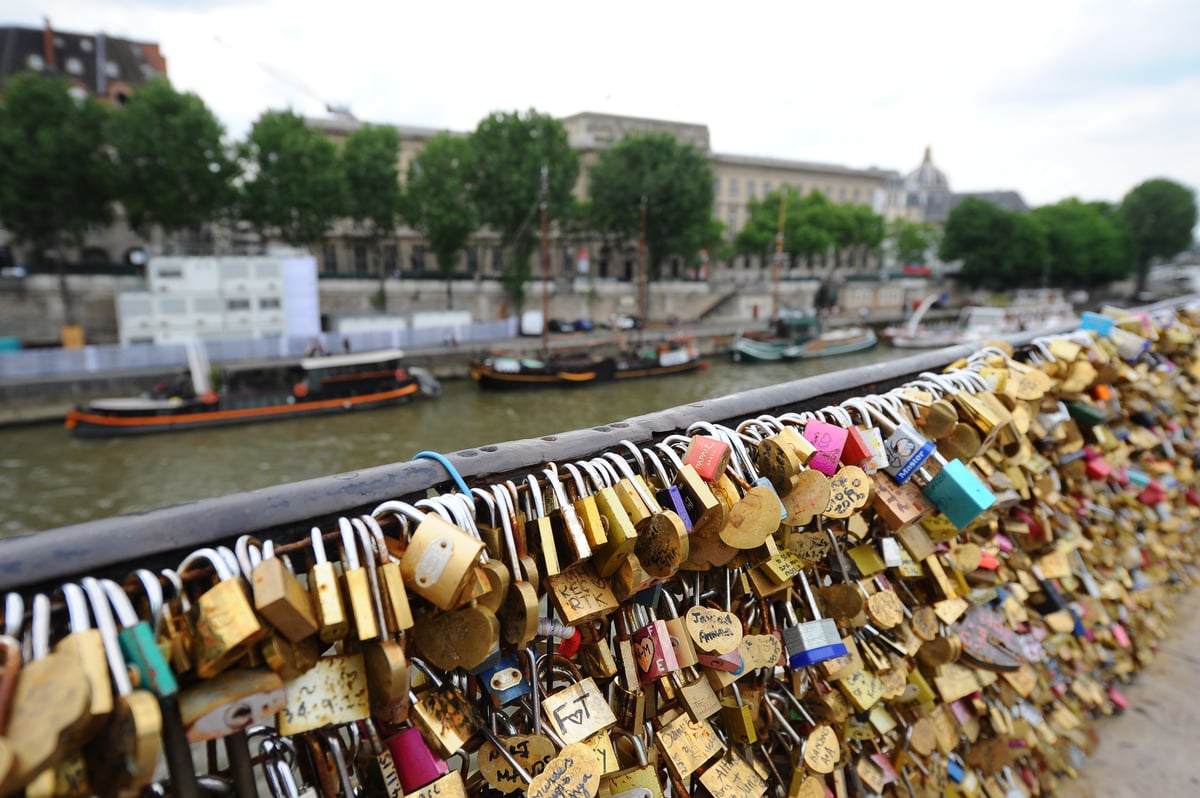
[[408, 658, 480, 758], [179, 547, 266, 679], [373, 500, 485, 611], [250, 536, 318, 643]]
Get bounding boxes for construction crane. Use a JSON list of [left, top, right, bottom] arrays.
[[213, 35, 356, 121]]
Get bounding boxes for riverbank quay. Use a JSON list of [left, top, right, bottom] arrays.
[[2, 306, 1199, 796], [0, 311, 921, 427]]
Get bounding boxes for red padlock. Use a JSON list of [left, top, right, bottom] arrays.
[[683, 435, 731, 483]]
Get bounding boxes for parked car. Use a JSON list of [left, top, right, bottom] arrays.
[[573, 318, 595, 332], [604, 314, 641, 330], [548, 318, 576, 333]]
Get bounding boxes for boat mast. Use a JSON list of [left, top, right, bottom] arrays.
[[771, 190, 787, 321], [638, 195, 647, 349], [540, 165, 550, 363]]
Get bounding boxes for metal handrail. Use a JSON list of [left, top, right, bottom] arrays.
[[0, 315, 1129, 593]]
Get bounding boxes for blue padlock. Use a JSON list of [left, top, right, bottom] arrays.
[[478, 653, 531, 708], [921, 458, 997, 530]]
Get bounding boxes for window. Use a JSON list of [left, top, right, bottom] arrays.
[[156, 268, 183, 279], [763, 181, 772, 195], [354, 244, 368, 273], [467, 247, 479, 274], [259, 297, 281, 310], [729, 179, 739, 198], [410, 246, 426, 271], [323, 245, 338, 272], [383, 244, 398, 273], [26, 54, 44, 71], [193, 297, 222, 314], [66, 57, 83, 76], [493, 247, 505, 273], [105, 61, 120, 79], [713, 179, 721, 197], [747, 180, 756, 199], [839, 188, 846, 202], [226, 298, 251, 311]]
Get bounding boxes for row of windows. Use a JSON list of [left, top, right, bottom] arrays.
[[716, 178, 869, 204]]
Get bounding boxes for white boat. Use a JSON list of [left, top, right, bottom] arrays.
[[883, 291, 1076, 349]]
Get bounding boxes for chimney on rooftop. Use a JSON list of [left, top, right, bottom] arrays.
[[42, 17, 57, 71]]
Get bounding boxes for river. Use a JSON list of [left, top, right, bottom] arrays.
[[0, 349, 898, 537]]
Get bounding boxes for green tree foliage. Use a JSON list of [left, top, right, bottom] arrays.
[[940, 199, 1048, 290], [736, 187, 860, 268], [342, 124, 402, 277], [469, 109, 578, 310], [888, 219, 938, 266], [1119, 178, 1198, 295], [588, 132, 715, 277], [404, 133, 477, 308], [0, 73, 115, 323], [1031, 199, 1133, 287], [239, 110, 347, 255], [107, 78, 234, 243]]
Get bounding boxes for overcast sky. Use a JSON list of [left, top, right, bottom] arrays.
[[9, 1, 1199, 208]]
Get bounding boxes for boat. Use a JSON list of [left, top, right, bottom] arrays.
[[64, 346, 440, 437], [730, 314, 877, 363], [470, 169, 703, 390], [883, 290, 1077, 349], [471, 338, 703, 389]]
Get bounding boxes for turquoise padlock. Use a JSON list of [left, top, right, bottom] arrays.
[[100, 577, 179, 697], [921, 458, 997, 530]]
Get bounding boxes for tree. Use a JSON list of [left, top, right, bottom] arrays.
[[469, 110, 579, 311], [0, 74, 115, 325], [940, 198, 1047, 290], [735, 187, 835, 269], [588, 132, 715, 278], [1119, 178, 1197, 296], [889, 219, 938, 266], [342, 124, 402, 281], [1031, 199, 1133, 287], [404, 132, 477, 309], [239, 110, 347, 258], [107, 78, 234, 249]]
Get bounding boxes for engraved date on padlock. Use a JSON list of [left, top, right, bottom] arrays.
[[883, 425, 936, 484]]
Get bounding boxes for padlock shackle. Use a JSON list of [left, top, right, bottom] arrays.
[[178, 546, 235, 582], [616, 439, 647, 476], [309, 527, 331, 565], [99, 577, 142, 629], [350, 517, 388, 634], [489, 485, 523, 581], [3, 592, 23, 638], [160, 567, 191, 614], [360, 514, 393, 566], [543, 463, 572, 509], [600, 451, 657, 506], [124, 568, 164, 632], [763, 693, 804, 747], [471, 486, 497, 529], [561, 462, 589, 500], [234, 534, 262, 580], [29, 592, 50, 661], [337, 517, 362, 571], [524, 473, 546, 518], [80, 576, 133, 696], [61, 581, 92, 633], [523, 646, 543, 736], [371, 499, 426, 531]]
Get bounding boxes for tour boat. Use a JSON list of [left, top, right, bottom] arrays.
[[730, 315, 878, 363], [65, 347, 440, 437], [471, 338, 703, 390]]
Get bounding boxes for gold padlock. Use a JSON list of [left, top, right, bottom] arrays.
[[178, 547, 266, 679], [374, 501, 485, 612]]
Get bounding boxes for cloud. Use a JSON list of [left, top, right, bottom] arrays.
[[8, 0, 1199, 210]]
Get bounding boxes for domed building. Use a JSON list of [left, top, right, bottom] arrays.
[[882, 146, 954, 224]]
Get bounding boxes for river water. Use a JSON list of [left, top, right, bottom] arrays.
[[0, 349, 898, 537]]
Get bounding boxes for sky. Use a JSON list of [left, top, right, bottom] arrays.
[[9, 0, 1200, 209]]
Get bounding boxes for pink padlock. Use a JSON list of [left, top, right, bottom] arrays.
[[802, 418, 849, 476], [1111, 623, 1131, 649], [387, 725, 449, 793], [630, 606, 680, 684], [1108, 686, 1129, 710], [1085, 457, 1112, 481]]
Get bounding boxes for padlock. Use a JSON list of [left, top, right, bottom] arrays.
[[278, 650, 370, 735], [782, 570, 848, 668], [373, 500, 485, 611], [561, 462, 610, 549], [657, 440, 724, 535], [355, 720, 405, 798], [489, 485, 540, 646], [521, 472, 562, 577], [0, 594, 92, 796], [719, 682, 758, 745], [156, 568, 196, 675], [53, 582, 113, 743], [866, 396, 938, 484], [388, 725, 451, 794], [630, 603, 680, 683], [802, 413, 850, 476], [545, 462, 594, 563], [606, 728, 665, 798], [305, 528, 350, 644], [178, 667, 287, 741], [80, 577, 163, 797], [251, 535, 319, 643], [478, 652, 532, 708], [917, 455, 997, 531], [408, 658, 481, 757], [178, 547, 266, 678], [96, 578, 202, 795], [539, 654, 618, 745], [683, 433, 732, 482], [337, 516, 381, 641]]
